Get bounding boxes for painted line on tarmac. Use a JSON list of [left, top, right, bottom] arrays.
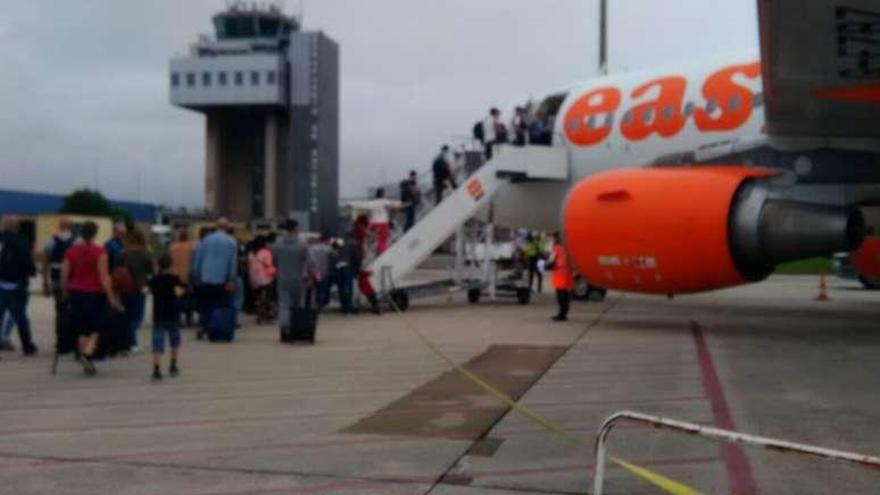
[[0, 397, 678, 438], [0, 446, 721, 495], [0, 384, 449, 413], [692, 321, 758, 495], [0, 396, 709, 448], [0, 396, 584, 437], [0, 391, 705, 415], [0, 419, 718, 473], [478, 455, 721, 480], [0, 367, 445, 396]]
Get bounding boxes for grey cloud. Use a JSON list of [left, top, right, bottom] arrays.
[[0, 0, 756, 207]]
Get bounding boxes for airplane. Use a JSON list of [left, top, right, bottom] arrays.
[[484, 0, 880, 296]]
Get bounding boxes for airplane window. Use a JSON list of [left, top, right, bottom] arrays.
[[706, 99, 718, 114], [643, 108, 654, 124], [753, 92, 764, 107], [663, 105, 674, 120], [568, 118, 580, 132], [623, 110, 633, 124], [729, 94, 742, 111], [587, 116, 597, 129], [604, 113, 614, 127], [684, 102, 695, 117]]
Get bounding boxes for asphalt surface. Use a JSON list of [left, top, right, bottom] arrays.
[[0, 275, 877, 494]]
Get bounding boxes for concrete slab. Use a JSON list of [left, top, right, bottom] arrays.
[[0, 274, 878, 494]]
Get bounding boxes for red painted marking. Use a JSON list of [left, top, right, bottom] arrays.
[[0, 459, 53, 469], [692, 322, 758, 495], [816, 84, 880, 103]]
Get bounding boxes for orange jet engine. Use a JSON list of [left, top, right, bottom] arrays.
[[851, 235, 880, 285], [563, 167, 866, 295]]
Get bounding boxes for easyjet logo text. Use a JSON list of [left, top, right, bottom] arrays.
[[563, 62, 761, 147]]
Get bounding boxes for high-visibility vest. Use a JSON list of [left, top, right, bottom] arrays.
[[550, 244, 573, 290]]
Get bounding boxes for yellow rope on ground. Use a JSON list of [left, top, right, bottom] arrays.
[[611, 456, 705, 495], [387, 296, 705, 495]]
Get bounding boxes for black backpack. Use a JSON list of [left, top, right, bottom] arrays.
[[472, 121, 485, 143], [48, 235, 74, 282], [0, 234, 33, 283], [495, 124, 509, 144], [400, 179, 413, 203], [433, 155, 447, 180]]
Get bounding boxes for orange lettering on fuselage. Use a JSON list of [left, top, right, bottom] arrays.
[[563, 87, 621, 146], [564, 62, 762, 148], [620, 76, 687, 141], [693, 62, 761, 132]]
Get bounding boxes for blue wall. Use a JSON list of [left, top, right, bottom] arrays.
[[0, 189, 157, 223]]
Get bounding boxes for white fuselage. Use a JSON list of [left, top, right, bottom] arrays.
[[492, 53, 766, 231]]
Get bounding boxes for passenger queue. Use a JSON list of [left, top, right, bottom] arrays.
[[0, 211, 414, 378]]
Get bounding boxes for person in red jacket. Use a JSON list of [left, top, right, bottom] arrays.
[[549, 232, 573, 322], [352, 215, 381, 314]]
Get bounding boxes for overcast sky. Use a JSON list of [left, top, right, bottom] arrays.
[[0, 1, 758, 207]]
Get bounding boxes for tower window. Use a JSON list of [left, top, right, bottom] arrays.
[[170, 73, 179, 87], [218, 72, 227, 86], [251, 71, 260, 85], [186, 73, 195, 87], [202, 72, 211, 87], [267, 70, 276, 85]]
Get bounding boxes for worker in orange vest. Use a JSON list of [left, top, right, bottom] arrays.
[[548, 232, 573, 322]]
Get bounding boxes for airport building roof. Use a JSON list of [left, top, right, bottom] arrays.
[[0, 189, 157, 223]]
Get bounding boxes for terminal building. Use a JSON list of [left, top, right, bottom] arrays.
[[170, 3, 339, 233]]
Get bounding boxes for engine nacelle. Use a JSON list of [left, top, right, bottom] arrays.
[[852, 236, 880, 280], [562, 167, 865, 295]]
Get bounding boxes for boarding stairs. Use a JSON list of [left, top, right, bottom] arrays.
[[366, 144, 569, 300]]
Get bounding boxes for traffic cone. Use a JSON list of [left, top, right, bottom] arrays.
[[816, 274, 830, 301]]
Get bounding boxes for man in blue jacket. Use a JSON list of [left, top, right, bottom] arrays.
[[191, 218, 238, 338], [0, 216, 38, 356]]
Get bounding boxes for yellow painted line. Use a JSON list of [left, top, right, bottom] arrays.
[[612, 456, 705, 495]]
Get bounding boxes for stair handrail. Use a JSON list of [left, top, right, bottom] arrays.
[[593, 410, 880, 495]]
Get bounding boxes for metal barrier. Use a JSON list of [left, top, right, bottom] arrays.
[[593, 410, 880, 495]]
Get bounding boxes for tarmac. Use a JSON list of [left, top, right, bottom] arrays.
[[0, 274, 878, 494]]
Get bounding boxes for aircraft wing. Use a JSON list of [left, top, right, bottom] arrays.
[[758, 0, 880, 137]]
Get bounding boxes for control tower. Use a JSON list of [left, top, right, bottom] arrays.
[[170, 2, 339, 233]]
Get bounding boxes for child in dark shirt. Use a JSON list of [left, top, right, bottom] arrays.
[[148, 254, 186, 381]]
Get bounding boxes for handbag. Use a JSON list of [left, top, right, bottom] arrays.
[[111, 265, 136, 294]]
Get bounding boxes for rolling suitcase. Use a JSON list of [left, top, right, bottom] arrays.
[[285, 289, 318, 344], [206, 306, 236, 342], [93, 307, 130, 360]]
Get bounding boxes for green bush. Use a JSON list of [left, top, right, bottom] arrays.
[[60, 189, 134, 230], [774, 257, 833, 275]]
